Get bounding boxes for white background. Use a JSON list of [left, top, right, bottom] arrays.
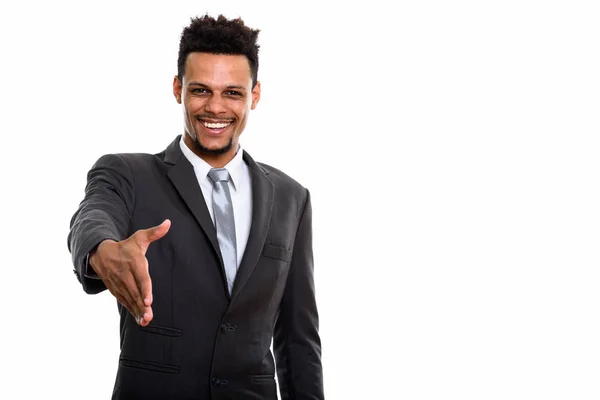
[[0, 0, 599, 399]]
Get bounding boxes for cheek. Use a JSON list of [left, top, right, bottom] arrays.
[[234, 112, 248, 127], [235, 115, 249, 134], [231, 103, 250, 119], [184, 98, 204, 114]]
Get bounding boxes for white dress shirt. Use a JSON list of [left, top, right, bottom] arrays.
[[179, 135, 253, 267]]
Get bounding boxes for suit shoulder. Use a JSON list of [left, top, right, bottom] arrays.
[[257, 162, 308, 194], [94, 151, 166, 170]]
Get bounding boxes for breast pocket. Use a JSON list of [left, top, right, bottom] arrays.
[[262, 244, 292, 263]]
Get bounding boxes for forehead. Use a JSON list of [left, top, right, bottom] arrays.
[[184, 52, 252, 87]]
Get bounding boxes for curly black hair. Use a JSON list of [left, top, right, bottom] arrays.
[[177, 14, 260, 87]]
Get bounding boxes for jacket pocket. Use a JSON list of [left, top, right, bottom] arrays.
[[138, 324, 182, 337], [262, 244, 292, 263], [251, 374, 275, 384], [119, 356, 180, 374], [121, 321, 181, 372]]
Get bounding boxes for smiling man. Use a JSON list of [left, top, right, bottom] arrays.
[[68, 14, 324, 400]]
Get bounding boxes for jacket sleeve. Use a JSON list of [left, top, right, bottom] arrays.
[[67, 153, 135, 294], [274, 189, 325, 399]]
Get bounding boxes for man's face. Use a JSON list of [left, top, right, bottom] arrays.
[[173, 52, 260, 163]]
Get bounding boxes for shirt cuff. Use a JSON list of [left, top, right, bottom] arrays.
[[83, 252, 102, 279]]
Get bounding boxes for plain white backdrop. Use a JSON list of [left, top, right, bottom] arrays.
[[1, 0, 599, 399]]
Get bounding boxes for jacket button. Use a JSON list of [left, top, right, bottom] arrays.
[[212, 377, 221, 386], [221, 322, 236, 333]]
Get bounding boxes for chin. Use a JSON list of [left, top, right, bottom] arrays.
[[193, 135, 234, 155]]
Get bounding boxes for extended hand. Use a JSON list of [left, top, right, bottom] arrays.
[[89, 219, 171, 326]]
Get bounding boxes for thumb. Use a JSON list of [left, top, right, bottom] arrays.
[[137, 219, 171, 247]]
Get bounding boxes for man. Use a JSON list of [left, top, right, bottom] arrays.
[[68, 14, 324, 400]]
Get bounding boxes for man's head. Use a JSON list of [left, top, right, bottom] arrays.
[[173, 14, 261, 166]]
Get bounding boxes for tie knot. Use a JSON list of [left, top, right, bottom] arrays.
[[208, 168, 230, 184]]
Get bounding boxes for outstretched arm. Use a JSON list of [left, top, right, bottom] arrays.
[[68, 153, 135, 294]]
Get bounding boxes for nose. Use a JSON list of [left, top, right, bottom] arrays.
[[204, 94, 227, 115]]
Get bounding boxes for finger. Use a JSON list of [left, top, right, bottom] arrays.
[[138, 307, 153, 327], [129, 257, 153, 323], [105, 275, 138, 316], [112, 286, 140, 322], [114, 294, 135, 319], [139, 219, 171, 245], [113, 271, 145, 322], [135, 257, 153, 308]]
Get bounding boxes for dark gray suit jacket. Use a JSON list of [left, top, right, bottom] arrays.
[[68, 136, 324, 399]]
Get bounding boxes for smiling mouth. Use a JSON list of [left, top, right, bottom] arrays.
[[203, 121, 232, 129], [197, 117, 234, 130]]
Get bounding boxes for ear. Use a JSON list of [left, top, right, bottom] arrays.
[[173, 75, 182, 104], [250, 81, 261, 110]]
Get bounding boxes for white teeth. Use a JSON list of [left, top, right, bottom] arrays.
[[203, 121, 231, 129]]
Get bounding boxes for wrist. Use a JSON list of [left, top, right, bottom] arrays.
[[89, 239, 117, 273]]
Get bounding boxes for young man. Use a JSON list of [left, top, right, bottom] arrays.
[[68, 14, 324, 400]]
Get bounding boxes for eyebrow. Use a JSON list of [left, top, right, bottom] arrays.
[[187, 82, 247, 90]]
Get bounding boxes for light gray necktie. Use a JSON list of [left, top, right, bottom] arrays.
[[207, 168, 238, 294]]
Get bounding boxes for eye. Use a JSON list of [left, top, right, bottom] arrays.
[[226, 91, 243, 96], [191, 88, 209, 94]]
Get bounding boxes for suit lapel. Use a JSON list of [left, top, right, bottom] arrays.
[[164, 137, 226, 290], [230, 151, 274, 301], [163, 136, 274, 301]]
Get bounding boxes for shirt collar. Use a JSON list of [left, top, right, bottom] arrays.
[[179, 135, 245, 191]]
